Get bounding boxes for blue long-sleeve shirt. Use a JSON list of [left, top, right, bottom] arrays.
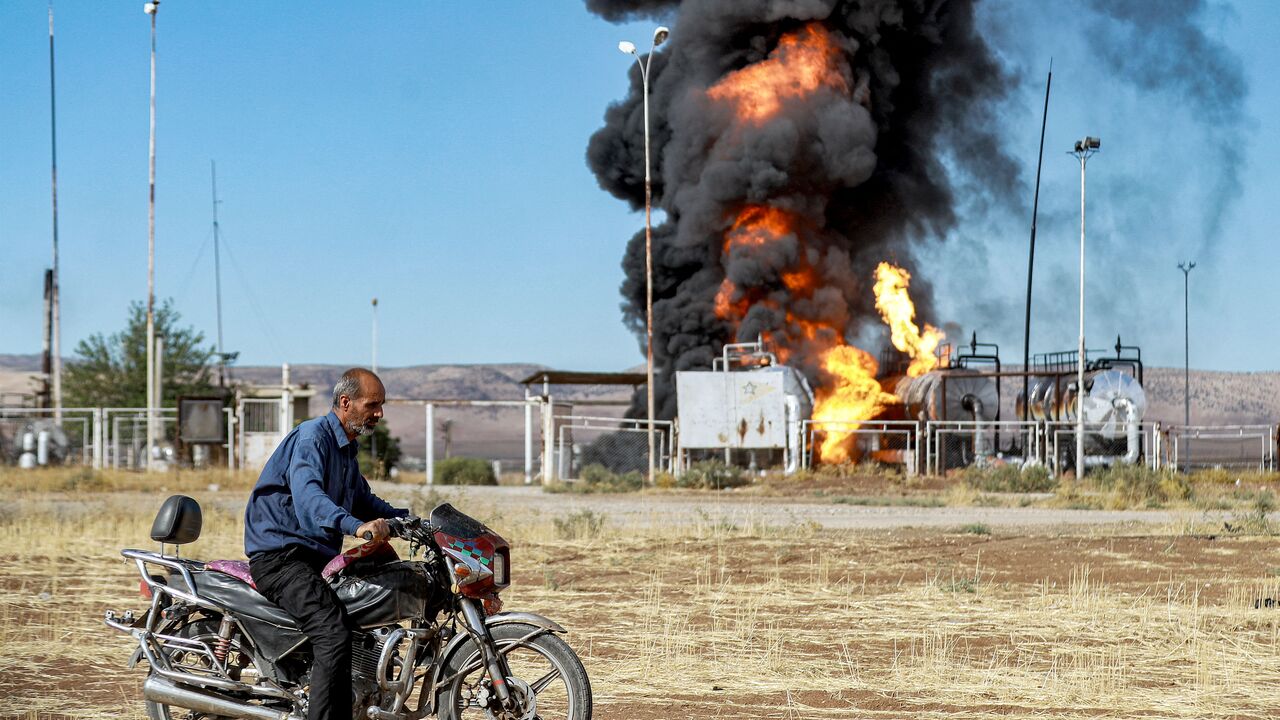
[[244, 411, 407, 558]]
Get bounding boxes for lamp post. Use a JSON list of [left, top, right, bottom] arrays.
[[619, 26, 669, 486], [1178, 261, 1195, 428], [144, 0, 159, 470], [1070, 136, 1099, 478]]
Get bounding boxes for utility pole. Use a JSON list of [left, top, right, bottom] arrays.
[[1021, 62, 1052, 425], [371, 297, 378, 474], [48, 1, 63, 423], [212, 161, 225, 387], [144, 0, 159, 470]]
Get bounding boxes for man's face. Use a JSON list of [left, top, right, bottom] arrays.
[[339, 377, 385, 438]]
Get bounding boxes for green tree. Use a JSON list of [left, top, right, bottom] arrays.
[[358, 423, 402, 480], [63, 299, 216, 408]]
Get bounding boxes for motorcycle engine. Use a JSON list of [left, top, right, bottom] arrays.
[[351, 628, 394, 710]]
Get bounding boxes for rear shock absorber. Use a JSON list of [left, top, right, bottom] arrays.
[[213, 615, 235, 665]]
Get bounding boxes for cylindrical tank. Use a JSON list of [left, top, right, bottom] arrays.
[[1017, 376, 1059, 421], [1080, 370, 1147, 439], [1015, 371, 1146, 437], [895, 371, 998, 422]]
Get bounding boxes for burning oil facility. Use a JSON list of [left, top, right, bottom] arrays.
[[586, 0, 1159, 474]]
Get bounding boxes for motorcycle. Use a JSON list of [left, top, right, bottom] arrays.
[[105, 495, 591, 720]]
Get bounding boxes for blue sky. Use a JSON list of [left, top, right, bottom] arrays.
[[1, 1, 1276, 372]]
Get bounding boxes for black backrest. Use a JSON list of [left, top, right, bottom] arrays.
[[151, 495, 202, 544]]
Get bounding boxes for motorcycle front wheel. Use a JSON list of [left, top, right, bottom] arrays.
[[437, 622, 591, 720]]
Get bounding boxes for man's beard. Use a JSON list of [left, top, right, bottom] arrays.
[[347, 419, 374, 437]]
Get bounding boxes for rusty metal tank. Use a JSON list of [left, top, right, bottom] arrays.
[[894, 370, 998, 422]]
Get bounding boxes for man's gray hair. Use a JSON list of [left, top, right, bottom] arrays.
[[332, 369, 366, 407]]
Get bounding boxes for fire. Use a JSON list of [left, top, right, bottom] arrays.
[[708, 24, 848, 125], [701, 27, 945, 465], [724, 205, 792, 250], [873, 262, 944, 376], [811, 345, 897, 464]]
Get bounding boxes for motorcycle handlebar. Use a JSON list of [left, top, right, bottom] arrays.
[[358, 516, 437, 543]]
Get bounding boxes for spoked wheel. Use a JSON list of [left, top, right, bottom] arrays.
[[437, 623, 591, 720], [145, 618, 266, 720]]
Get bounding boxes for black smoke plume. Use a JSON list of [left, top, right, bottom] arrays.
[[588, 0, 1019, 418]]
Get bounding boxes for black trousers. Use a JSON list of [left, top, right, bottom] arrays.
[[250, 547, 353, 720]]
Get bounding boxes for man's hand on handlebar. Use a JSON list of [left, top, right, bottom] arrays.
[[354, 518, 391, 543]]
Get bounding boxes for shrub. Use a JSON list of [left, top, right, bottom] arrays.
[[962, 463, 1055, 493], [678, 460, 751, 490], [580, 464, 644, 492], [1083, 464, 1191, 509], [545, 464, 643, 494], [434, 457, 497, 486], [554, 509, 607, 540]]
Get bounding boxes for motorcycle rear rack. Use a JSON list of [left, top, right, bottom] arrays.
[[121, 549, 225, 613]]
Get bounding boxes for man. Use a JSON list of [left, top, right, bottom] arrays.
[[244, 367, 408, 720]]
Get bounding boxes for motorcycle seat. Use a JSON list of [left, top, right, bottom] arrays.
[[169, 569, 301, 630], [207, 559, 255, 588]]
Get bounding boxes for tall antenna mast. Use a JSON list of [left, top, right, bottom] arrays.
[[48, 1, 63, 422], [145, 0, 159, 470], [212, 160, 225, 387]]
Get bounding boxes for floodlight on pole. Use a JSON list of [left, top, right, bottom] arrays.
[[145, 0, 159, 470], [618, 26, 669, 486], [1069, 135, 1099, 478]]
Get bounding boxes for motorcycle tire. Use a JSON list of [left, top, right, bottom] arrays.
[[437, 622, 591, 720], [145, 617, 267, 720]]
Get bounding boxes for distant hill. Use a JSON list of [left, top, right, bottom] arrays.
[[2, 354, 1275, 464]]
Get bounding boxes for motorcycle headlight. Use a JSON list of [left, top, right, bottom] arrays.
[[491, 549, 508, 586]]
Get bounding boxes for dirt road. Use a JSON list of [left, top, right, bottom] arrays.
[[384, 483, 1223, 530]]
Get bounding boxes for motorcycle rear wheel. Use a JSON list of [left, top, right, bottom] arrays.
[[437, 622, 591, 720], [145, 618, 266, 720]]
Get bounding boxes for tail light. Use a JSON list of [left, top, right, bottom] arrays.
[[139, 580, 153, 599]]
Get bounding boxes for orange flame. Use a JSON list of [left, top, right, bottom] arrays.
[[708, 24, 848, 125], [873, 262, 944, 376], [811, 345, 898, 464]]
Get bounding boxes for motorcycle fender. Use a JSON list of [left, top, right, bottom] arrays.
[[430, 612, 567, 706], [484, 611, 567, 635]]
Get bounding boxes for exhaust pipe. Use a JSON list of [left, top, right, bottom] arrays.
[[143, 677, 293, 720]]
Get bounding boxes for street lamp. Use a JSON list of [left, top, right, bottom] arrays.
[[1070, 136, 1099, 478], [144, 0, 159, 470], [618, 25, 669, 486], [1178, 261, 1195, 428]]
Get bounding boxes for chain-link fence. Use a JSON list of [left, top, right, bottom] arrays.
[[1163, 425, 1277, 471], [1044, 421, 1153, 475], [802, 420, 920, 475], [105, 409, 177, 470], [0, 407, 100, 467], [555, 415, 672, 481], [925, 420, 1041, 475]]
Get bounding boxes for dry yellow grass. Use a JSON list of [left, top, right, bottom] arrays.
[[2, 471, 1279, 719]]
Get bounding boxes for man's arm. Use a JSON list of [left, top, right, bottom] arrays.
[[288, 436, 363, 538]]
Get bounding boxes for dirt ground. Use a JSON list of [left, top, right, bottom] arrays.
[[2, 482, 1279, 719]]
